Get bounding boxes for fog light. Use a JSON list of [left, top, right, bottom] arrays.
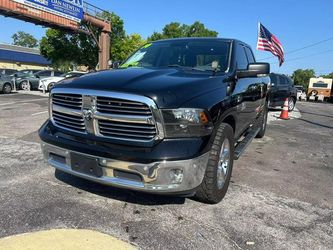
[[169, 169, 183, 184]]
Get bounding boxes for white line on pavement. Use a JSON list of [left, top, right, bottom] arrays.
[[0, 98, 47, 106], [32, 111, 48, 116]]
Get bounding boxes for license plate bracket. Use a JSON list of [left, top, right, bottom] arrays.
[[70, 153, 103, 178]]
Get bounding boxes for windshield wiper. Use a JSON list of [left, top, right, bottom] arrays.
[[167, 64, 186, 68]]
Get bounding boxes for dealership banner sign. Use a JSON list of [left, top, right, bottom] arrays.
[[13, 0, 84, 22]]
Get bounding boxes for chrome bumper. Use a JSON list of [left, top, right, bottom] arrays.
[[41, 142, 209, 193]]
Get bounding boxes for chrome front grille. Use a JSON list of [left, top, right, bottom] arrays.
[[50, 89, 162, 142], [52, 110, 85, 132], [96, 97, 152, 116], [98, 120, 156, 140], [52, 93, 82, 110]]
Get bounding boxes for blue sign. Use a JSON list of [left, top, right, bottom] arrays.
[[13, 0, 84, 22]]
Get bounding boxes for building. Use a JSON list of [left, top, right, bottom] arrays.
[[0, 44, 51, 71]]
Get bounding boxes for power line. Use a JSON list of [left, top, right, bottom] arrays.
[[269, 49, 333, 65], [258, 36, 333, 61]]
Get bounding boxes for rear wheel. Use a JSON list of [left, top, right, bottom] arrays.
[[195, 123, 234, 204], [288, 97, 295, 111], [2, 83, 12, 94]]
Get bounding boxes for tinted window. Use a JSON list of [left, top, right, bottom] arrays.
[[37, 71, 51, 76], [236, 45, 248, 70], [54, 71, 63, 76], [244, 47, 255, 63], [279, 75, 288, 85], [270, 74, 279, 84], [313, 82, 328, 88]]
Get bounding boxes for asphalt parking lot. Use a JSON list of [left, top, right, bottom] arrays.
[[0, 93, 332, 249]]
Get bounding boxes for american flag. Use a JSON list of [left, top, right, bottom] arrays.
[[257, 23, 285, 66]]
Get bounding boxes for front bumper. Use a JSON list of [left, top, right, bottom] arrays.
[[41, 142, 209, 194]]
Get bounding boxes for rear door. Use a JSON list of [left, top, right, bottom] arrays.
[[275, 75, 290, 106]]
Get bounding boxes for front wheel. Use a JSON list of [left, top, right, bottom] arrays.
[[20, 81, 30, 90], [48, 82, 55, 91], [256, 104, 268, 138], [195, 123, 234, 204]]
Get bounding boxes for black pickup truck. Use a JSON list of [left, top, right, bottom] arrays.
[[39, 38, 270, 203]]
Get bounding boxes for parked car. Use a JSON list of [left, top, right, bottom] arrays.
[[0, 68, 18, 76], [39, 38, 270, 204], [16, 70, 63, 90], [294, 85, 307, 101], [38, 71, 86, 91], [11, 69, 42, 87], [0, 74, 14, 94], [268, 73, 297, 111]]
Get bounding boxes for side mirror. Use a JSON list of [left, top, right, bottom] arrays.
[[35, 75, 40, 78], [237, 63, 270, 78], [112, 61, 122, 69]]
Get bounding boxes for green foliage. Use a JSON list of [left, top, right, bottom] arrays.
[[12, 31, 38, 48], [148, 21, 218, 41], [320, 72, 333, 79], [291, 69, 316, 90], [40, 11, 144, 68], [40, 29, 97, 70], [116, 34, 146, 62]]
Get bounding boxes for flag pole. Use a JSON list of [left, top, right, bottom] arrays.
[[256, 22, 260, 50]]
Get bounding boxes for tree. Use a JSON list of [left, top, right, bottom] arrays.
[[40, 12, 129, 69], [116, 34, 146, 61], [291, 69, 316, 90], [148, 21, 218, 41], [320, 72, 333, 79], [12, 31, 38, 48]]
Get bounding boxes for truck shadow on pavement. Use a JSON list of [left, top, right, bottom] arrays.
[[55, 170, 186, 206]]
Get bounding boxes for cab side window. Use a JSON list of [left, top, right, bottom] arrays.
[[236, 44, 249, 70]]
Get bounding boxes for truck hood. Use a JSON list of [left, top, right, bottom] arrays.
[[54, 68, 227, 108]]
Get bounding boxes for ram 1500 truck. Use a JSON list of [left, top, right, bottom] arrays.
[[39, 38, 270, 204]]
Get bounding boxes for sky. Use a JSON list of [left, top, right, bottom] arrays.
[[0, 0, 332, 75]]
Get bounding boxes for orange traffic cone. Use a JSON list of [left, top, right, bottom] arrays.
[[279, 98, 289, 120]]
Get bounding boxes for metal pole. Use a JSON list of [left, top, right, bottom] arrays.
[[13, 77, 16, 92]]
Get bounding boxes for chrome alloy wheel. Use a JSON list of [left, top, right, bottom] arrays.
[[288, 98, 294, 111], [21, 81, 29, 90], [217, 138, 231, 189]]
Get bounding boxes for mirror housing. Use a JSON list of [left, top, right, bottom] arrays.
[[237, 63, 270, 78]]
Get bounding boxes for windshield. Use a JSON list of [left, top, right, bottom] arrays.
[[121, 40, 231, 72]]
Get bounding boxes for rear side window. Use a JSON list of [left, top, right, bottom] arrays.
[[269, 74, 279, 84], [279, 75, 288, 85], [54, 71, 63, 76], [236, 44, 248, 70], [38, 71, 51, 76], [244, 47, 255, 63]]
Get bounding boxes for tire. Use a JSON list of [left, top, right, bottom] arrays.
[[20, 81, 30, 90], [195, 123, 234, 204], [2, 83, 12, 94], [288, 97, 295, 111], [48, 82, 55, 91], [256, 104, 268, 138]]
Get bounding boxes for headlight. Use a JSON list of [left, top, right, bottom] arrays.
[[161, 108, 213, 138]]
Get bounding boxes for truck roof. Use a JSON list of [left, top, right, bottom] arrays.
[[152, 37, 250, 47]]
